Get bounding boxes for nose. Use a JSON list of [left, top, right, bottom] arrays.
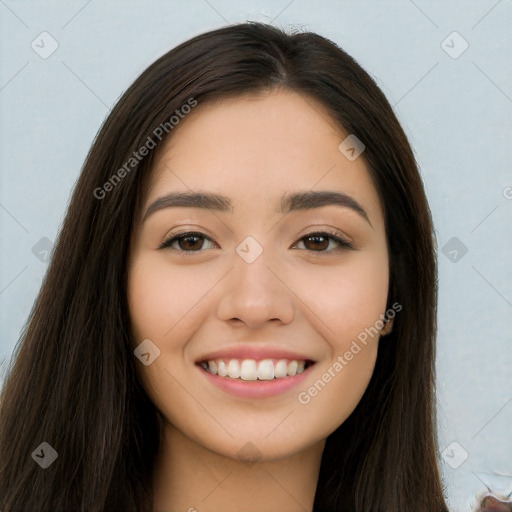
[[216, 247, 295, 329]]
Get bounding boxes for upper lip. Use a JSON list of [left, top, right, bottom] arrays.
[[195, 345, 315, 363]]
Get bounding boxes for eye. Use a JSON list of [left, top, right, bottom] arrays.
[[293, 231, 354, 252], [158, 231, 217, 253], [158, 230, 354, 254]]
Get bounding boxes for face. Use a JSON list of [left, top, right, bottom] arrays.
[[127, 90, 392, 462]]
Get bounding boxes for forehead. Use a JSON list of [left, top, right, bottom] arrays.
[[145, 90, 384, 224]]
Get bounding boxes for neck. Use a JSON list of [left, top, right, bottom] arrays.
[[152, 424, 325, 512]]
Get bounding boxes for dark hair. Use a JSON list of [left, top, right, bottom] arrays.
[[0, 22, 448, 511]]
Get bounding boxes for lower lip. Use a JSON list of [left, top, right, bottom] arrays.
[[197, 364, 314, 398]]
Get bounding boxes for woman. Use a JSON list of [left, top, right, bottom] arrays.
[[0, 22, 449, 511]]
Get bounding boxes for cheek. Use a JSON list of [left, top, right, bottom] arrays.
[[291, 250, 388, 428], [126, 255, 211, 420], [292, 249, 389, 345], [127, 255, 211, 344]]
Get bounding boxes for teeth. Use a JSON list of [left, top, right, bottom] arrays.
[[201, 358, 310, 380], [287, 360, 298, 376], [240, 360, 257, 381], [208, 360, 218, 375], [274, 359, 287, 378], [217, 360, 228, 377], [257, 359, 274, 380], [227, 359, 241, 379]]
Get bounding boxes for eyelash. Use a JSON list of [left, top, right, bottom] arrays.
[[158, 230, 354, 254]]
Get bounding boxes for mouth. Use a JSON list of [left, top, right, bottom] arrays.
[[195, 355, 316, 398], [197, 358, 315, 381]]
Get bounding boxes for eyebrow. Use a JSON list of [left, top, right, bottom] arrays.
[[143, 190, 371, 226]]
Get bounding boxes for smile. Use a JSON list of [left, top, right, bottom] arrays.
[[196, 356, 316, 398], [198, 358, 314, 381]]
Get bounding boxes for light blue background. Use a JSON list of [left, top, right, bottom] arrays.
[[1, 1, 511, 511]]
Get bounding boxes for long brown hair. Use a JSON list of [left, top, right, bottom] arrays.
[[0, 22, 448, 511]]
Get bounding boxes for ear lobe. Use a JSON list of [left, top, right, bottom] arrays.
[[380, 316, 394, 336]]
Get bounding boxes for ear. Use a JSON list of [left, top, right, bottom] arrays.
[[380, 316, 394, 336]]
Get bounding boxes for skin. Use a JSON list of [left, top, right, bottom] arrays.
[[127, 89, 393, 512]]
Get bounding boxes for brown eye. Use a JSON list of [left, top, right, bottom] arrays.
[[158, 232, 216, 252], [303, 234, 329, 251], [177, 235, 204, 251], [294, 232, 353, 252]]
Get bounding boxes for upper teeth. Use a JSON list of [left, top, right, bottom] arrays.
[[201, 359, 307, 380]]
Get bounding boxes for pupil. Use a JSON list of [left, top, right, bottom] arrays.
[[306, 235, 328, 251], [180, 235, 202, 250]]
